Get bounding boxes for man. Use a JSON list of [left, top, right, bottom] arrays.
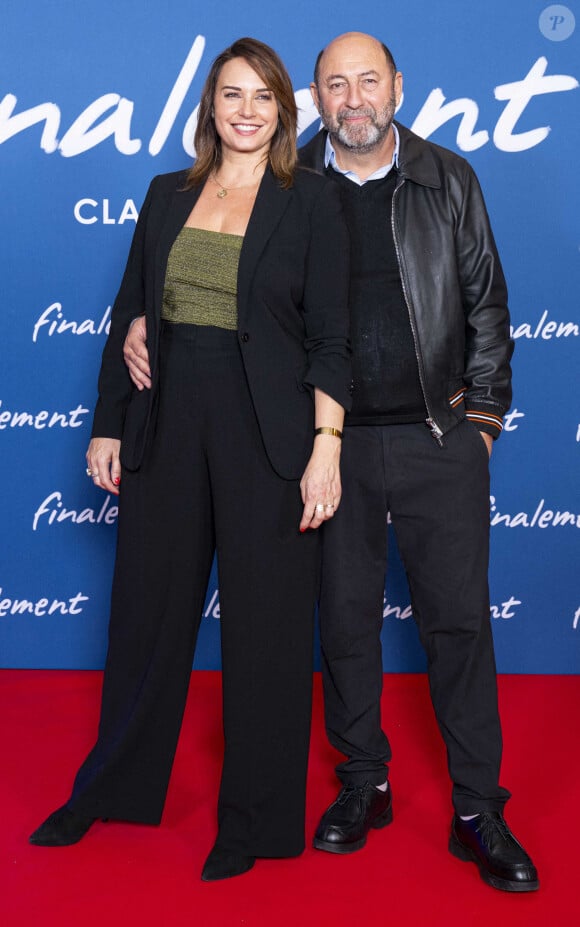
[[122, 33, 538, 892]]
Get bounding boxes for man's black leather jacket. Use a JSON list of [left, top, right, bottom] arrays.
[[299, 122, 514, 441]]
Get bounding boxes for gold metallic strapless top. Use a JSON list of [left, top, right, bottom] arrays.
[[161, 227, 243, 330]]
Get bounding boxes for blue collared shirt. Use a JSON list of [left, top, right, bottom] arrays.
[[324, 124, 400, 186]]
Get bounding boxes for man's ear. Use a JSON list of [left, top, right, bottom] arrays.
[[310, 82, 321, 113], [394, 72, 403, 108]]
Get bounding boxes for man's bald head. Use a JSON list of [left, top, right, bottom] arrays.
[[313, 32, 397, 86], [310, 31, 402, 161]]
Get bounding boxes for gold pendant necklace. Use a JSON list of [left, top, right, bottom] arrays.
[[214, 179, 228, 198], [210, 173, 259, 199]]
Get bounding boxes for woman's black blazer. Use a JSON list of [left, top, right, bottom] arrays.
[[91, 165, 352, 480]]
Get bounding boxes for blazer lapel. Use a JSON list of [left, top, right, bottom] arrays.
[[152, 181, 202, 333], [237, 167, 291, 323]]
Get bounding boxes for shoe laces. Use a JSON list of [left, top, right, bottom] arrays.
[[336, 783, 376, 806], [336, 785, 363, 805], [474, 812, 511, 848]]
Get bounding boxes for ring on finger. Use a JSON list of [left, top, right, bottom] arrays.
[[324, 503, 334, 510], [315, 503, 325, 514], [86, 467, 93, 477]]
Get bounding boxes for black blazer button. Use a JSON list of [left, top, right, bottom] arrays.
[[241, 332, 250, 342]]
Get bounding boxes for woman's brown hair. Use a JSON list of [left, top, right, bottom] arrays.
[[185, 37, 297, 190]]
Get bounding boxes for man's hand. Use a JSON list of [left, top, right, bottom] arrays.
[[124, 316, 151, 390], [480, 432, 493, 457]]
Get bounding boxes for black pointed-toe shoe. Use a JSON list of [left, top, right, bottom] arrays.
[[29, 805, 98, 847], [201, 845, 256, 882], [449, 812, 539, 892], [313, 782, 393, 854]]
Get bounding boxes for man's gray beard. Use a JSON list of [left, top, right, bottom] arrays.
[[334, 120, 390, 152], [320, 98, 396, 153]]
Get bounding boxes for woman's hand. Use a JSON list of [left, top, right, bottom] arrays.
[[86, 438, 122, 495], [299, 435, 342, 532]]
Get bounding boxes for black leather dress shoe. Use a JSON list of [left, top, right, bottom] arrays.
[[201, 845, 255, 881], [449, 812, 539, 892], [29, 805, 98, 847], [313, 782, 393, 854]]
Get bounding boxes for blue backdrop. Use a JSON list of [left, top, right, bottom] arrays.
[[1, 1, 578, 672]]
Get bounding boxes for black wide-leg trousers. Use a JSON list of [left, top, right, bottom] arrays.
[[69, 324, 319, 857], [319, 421, 510, 815]]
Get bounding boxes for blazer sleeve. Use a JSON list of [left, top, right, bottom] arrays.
[[301, 178, 352, 411], [91, 177, 156, 439]]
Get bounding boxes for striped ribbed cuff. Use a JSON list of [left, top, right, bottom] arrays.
[[465, 409, 503, 438], [448, 389, 504, 438]]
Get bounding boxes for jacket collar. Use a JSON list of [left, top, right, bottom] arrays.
[[299, 121, 441, 189]]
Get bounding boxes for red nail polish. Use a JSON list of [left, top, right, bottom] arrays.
[[300, 527, 306, 533], [113, 477, 120, 485]]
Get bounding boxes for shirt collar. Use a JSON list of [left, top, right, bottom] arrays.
[[324, 124, 400, 186]]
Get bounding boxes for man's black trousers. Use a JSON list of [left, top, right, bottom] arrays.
[[319, 420, 510, 815]]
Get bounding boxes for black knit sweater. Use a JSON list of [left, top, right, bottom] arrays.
[[328, 168, 426, 425]]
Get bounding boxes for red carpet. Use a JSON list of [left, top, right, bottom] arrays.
[[1, 671, 577, 926]]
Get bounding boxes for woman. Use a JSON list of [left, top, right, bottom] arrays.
[[29, 38, 351, 881]]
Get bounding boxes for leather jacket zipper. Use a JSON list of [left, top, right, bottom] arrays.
[[391, 175, 444, 447]]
